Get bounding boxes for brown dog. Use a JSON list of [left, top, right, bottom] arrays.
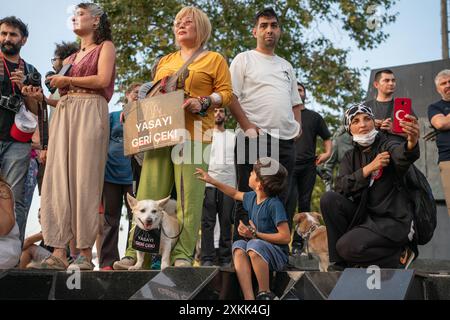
[[293, 212, 329, 272]]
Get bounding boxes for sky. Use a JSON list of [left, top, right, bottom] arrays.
[[1, 0, 445, 262]]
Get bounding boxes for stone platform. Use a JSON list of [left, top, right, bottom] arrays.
[[1, 259, 449, 300]]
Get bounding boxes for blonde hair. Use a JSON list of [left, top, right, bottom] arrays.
[[173, 6, 211, 48]]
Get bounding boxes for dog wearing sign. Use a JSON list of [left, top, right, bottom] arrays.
[[126, 194, 179, 270]]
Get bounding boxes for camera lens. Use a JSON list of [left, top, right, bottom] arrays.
[[24, 72, 42, 87]]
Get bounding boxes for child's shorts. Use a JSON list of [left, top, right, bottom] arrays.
[[232, 239, 288, 272]]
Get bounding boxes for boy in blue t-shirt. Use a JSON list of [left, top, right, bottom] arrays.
[[196, 157, 290, 300]]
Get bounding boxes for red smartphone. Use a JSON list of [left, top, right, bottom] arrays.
[[392, 98, 412, 133]]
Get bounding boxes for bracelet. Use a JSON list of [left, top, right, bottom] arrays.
[[197, 96, 211, 117], [248, 226, 257, 239]]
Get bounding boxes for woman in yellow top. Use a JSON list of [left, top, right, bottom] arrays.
[[117, 6, 232, 269]]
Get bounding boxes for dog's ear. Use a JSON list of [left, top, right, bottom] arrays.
[[157, 195, 171, 209], [293, 212, 306, 225], [126, 193, 138, 209], [311, 212, 323, 222]]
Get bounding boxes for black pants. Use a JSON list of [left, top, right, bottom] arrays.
[[320, 191, 403, 268], [131, 156, 142, 195], [200, 187, 234, 264], [234, 132, 295, 241], [100, 182, 133, 268], [286, 162, 317, 244]]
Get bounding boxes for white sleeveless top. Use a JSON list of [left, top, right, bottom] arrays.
[[0, 190, 21, 269]]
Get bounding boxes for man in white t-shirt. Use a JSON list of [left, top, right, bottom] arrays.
[[229, 7, 302, 240], [200, 107, 236, 267]]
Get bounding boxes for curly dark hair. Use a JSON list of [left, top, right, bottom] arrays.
[[54, 41, 79, 59], [253, 157, 287, 197], [0, 16, 28, 37], [76, 3, 112, 44]]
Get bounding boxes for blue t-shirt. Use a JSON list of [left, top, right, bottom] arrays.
[[243, 191, 289, 253], [428, 100, 450, 162], [104, 111, 133, 184]]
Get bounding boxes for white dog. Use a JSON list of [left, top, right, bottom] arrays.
[[126, 194, 179, 270]]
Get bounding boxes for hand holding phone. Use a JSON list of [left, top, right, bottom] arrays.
[[392, 98, 412, 133]]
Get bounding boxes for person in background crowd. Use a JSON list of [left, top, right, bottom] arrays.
[[200, 107, 235, 267], [99, 83, 140, 270], [428, 69, 450, 216], [322, 118, 354, 191], [287, 82, 331, 254]]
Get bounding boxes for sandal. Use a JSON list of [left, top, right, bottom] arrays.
[[27, 255, 68, 270], [68, 255, 95, 271]]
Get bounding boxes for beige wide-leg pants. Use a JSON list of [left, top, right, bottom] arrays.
[[41, 94, 109, 249]]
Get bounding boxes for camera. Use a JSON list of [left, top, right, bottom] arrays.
[[23, 71, 42, 87], [0, 94, 23, 113], [44, 71, 57, 94]]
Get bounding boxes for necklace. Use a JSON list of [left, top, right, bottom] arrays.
[[81, 43, 96, 52]]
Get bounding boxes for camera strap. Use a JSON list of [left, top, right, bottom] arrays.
[[38, 99, 49, 150], [0, 52, 25, 95]]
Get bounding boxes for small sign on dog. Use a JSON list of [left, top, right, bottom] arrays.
[[132, 226, 161, 254], [123, 90, 185, 156]]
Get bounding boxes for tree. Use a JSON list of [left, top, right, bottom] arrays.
[[95, 0, 397, 128]]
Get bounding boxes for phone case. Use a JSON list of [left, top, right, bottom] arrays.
[[392, 98, 412, 133]]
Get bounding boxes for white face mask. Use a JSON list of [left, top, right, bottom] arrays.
[[352, 128, 378, 147]]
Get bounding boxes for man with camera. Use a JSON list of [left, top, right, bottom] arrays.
[[0, 16, 43, 244]]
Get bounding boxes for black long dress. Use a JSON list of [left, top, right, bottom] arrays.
[[335, 132, 420, 244]]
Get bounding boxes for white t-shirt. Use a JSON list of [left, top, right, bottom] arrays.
[[230, 50, 302, 140], [207, 129, 236, 188]]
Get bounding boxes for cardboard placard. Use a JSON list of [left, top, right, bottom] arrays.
[[123, 90, 185, 156]]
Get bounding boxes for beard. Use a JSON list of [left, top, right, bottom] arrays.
[[0, 41, 22, 56], [215, 118, 225, 126], [262, 36, 279, 49]]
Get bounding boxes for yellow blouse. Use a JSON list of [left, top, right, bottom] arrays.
[[154, 51, 232, 142]]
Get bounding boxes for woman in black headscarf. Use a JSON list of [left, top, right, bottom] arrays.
[[320, 103, 420, 270]]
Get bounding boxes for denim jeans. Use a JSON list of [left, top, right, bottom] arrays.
[[0, 141, 32, 244]]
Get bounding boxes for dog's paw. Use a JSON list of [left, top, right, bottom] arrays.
[[128, 265, 143, 271]]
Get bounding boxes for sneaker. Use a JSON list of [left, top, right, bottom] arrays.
[[68, 256, 95, 271], [174, 259, 191, 267], [151, 255, 161, 270], [399, 247, 416, 270], [256, 291, 279, 300], [201, 261, 214, 267], [100, 266, 113, 271], [113, 256, 136, 270]]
